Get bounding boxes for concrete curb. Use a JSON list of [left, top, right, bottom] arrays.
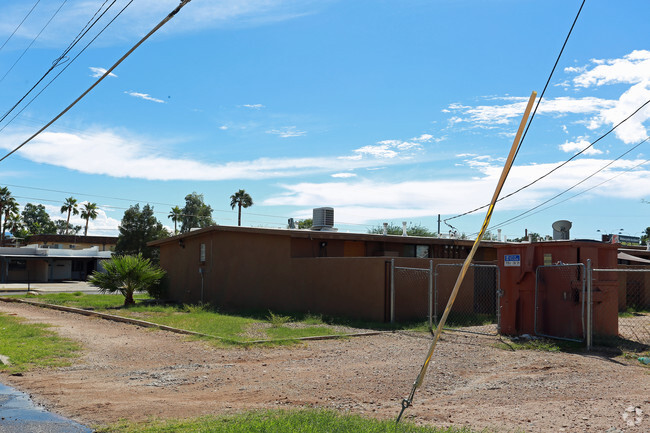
[[0, 297, 389, 344]]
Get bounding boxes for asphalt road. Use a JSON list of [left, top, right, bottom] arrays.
[[0, 382, 91, 433]]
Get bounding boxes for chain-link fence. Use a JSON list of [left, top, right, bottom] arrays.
[[535, 264, 586, 342], [593, 266, 650, 346], [434, 263, 501, 336], [391, 261, 433, 330]]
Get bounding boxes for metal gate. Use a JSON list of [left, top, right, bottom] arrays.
[[434, 263, 501, 336], [390, 260, 434, 329], [591, 266, 650, 346], [535, 263, 586, 342]]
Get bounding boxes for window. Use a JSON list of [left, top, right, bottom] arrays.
[[8, 260, 26, 271], [200, 243, 206, 263]]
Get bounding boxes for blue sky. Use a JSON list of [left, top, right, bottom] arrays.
[[0, 0, 648, 241]]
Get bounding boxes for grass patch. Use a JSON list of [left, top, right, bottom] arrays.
[[619, 306, 650, 318], [11, 292, 151, 310], [95, 409, 478, 433], [265, 325, 341, 340], [495, 337, 574, 352], [0, 313, 81, 373], [266, 310, 292, 327]]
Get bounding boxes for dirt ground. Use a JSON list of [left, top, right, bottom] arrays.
[[0, 301, 648, 433]]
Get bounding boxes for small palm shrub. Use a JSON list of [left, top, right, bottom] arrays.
[[89, 254, 166, 306]]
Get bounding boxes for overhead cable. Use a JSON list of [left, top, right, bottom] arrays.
[[443, 0, 586, 226], [0, 0, 117, 126], [444, 96, 650, 227], [0, 0, 42, 53], [0, 0, 69, 84], [482, 136, 650, 233], [0, 0, 193, 163]]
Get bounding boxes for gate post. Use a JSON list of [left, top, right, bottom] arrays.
[[390, 258, 395, 324], [586, 259, 592, 350], [428, 260, 433, 331]]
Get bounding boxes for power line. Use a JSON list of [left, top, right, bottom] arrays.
[[0, 0, 69, 84], [444, 97, 650, 228], [443, 0, 585, 228], [0, 0, 42, 53], [0, 0, 193, 163], [476, 136, 650, 234], [0, 0, 118, 127]]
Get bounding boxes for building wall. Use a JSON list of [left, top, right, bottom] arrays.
[[159, 229, 496, 322]]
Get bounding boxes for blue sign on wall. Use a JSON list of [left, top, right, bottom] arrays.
[[504, 254, 521, 267]]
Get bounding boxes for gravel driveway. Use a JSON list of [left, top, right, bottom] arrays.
[[0, 301, 648, 433]]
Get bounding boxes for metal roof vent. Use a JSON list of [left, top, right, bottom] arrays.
[[552, 220, 572, 240], [312, 207, 335, 231]]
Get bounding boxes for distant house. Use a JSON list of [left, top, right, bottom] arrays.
[[149, 225, 500, 322], [25, 234, 117, 252], [0, 244, 112, 283]]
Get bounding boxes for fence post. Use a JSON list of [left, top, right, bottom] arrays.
[[433, 264, 438, 326], [586, 259, 592, 350], [428, 260, 433, 331], [390, 258, 395, 324]]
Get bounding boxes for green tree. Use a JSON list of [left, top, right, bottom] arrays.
[[89, 254, 166, 306], [4, 212, 22, 239], [0, 187, 14, 245], [60, 197, 79, 235], [2, 196, 18, 245], [55, 220, 82, 235], [168, 205, 183, 235], [181, 192, 214, 233], [368, 222, 437, 237], [641, 227, 650, 245], [297, 218, 313, 229], [22, 203, 57, 235], [229, 189, 253, 227], [80, 202, 98, 236], [115, 204, 170, 261]]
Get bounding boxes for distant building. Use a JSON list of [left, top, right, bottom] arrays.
[[25, 234, 117, 252], [0, 244, 112, 283]]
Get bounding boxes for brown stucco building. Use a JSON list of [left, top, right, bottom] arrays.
[[150, 226, 500, 322]]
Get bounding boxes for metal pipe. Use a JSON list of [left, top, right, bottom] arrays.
[[390, 259, 395, 324], [428, 260, 433, 332], [586, 259, 592, 350]]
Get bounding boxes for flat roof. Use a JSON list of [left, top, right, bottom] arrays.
[[148, 224, 506, 248]]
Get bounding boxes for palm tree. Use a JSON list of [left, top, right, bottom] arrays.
[[89, 254, 166, 306], [4, 212, 22, 239], [0, 187, 13, 245], [168, 206, 183, 234], [230, 189, 253, 227], [60, 197, 79, 235], [80, 202, 98, 236]]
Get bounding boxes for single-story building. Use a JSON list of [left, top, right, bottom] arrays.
[[0, 245, 112, 283], [149, 225, 501, 322], [25, 234, 117, 252]]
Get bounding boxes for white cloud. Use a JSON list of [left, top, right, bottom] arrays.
[[241, 104, 265, 109], [89, 67, 117, 78], [571, 50, 650, 87], [559, 138, 603, 155], [0, 128, 419, 181], [331, 172, 356, 178], [125, 91, 165, 104], [219, 125, 229, 130], [266, 126, 306, 138], [42, 202, 120, 236], [0, 1, 324, 47], [263, 158, 650, 222]]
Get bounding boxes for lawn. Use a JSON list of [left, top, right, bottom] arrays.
[[95, 409, 478, 433], [8, 293, 352, 344], [0, 313, 81, 373]]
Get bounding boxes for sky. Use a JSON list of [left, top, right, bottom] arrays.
[[0, 0, 648, 241]]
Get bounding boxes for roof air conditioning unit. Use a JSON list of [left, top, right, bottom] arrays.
[[312, 207, 336, 231], [552, 220, 572, 240]]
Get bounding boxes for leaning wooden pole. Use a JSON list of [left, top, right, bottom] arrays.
[[396, 90, 537, 423]]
